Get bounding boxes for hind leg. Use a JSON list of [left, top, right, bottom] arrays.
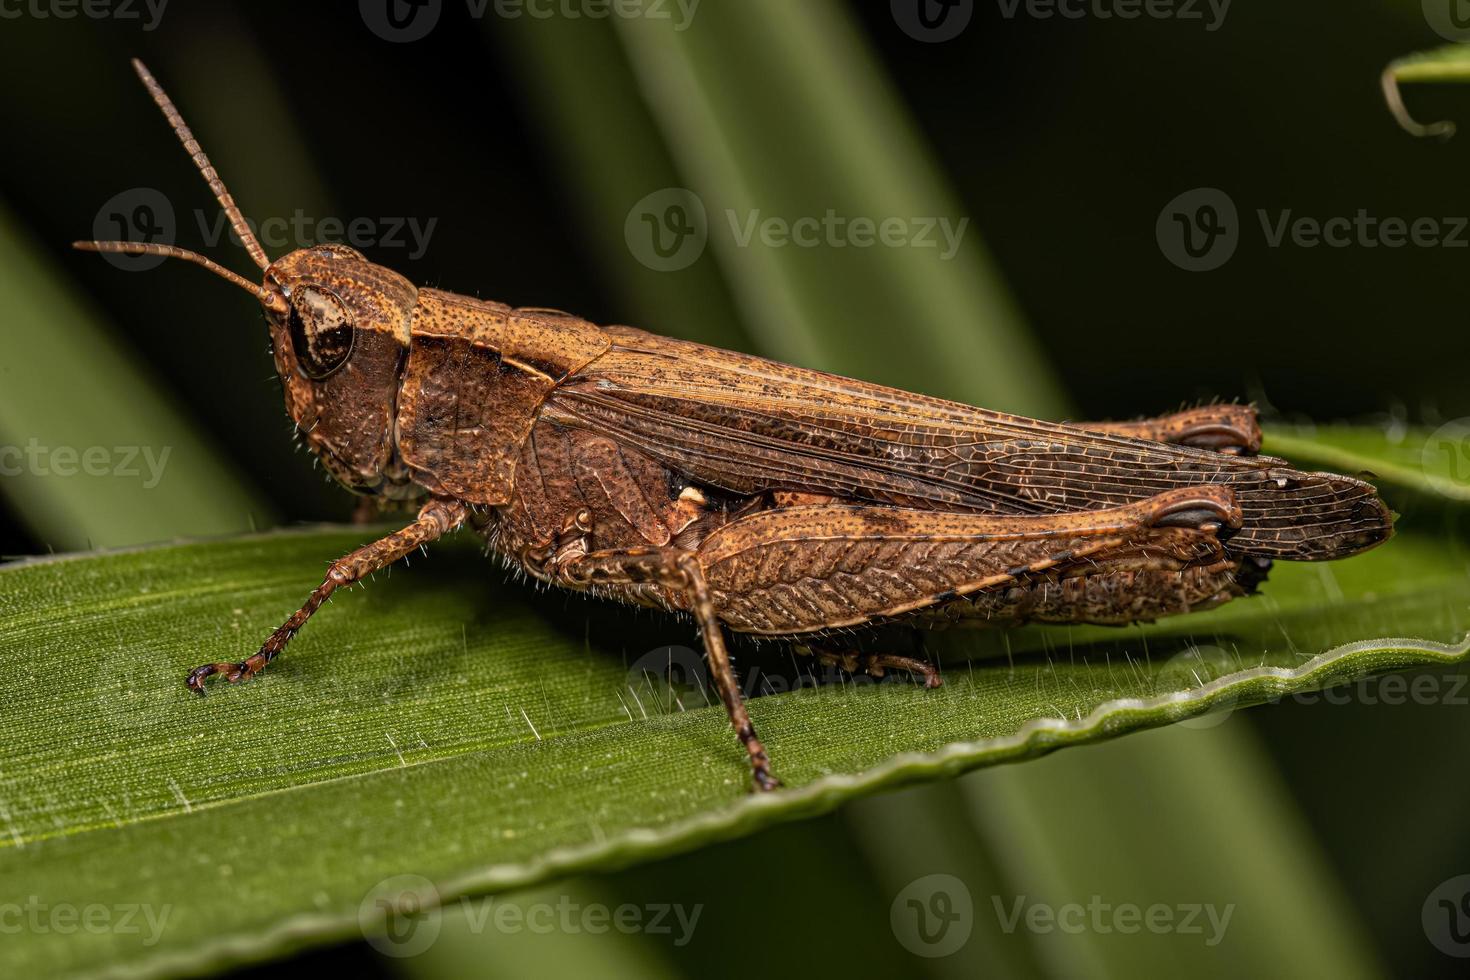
[[1083, 405, 1260, 455]]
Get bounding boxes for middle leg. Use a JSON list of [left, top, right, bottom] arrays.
[[791, 640, 943, 689]]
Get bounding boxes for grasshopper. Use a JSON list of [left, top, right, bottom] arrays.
[[78, 61, 1393, 791]]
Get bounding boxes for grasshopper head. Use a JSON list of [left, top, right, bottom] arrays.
[[75, 61, 422, 499], [262, 245, 417, 494]]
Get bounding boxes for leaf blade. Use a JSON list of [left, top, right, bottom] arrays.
[[1, 522, 1464, 976]]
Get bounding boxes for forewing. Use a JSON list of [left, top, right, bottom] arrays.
[[543, 328, 1391, 561]]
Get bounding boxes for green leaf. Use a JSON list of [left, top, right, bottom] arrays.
[[1, 513, 1465, 977], [1265, 422, 1470, 503], [1386, 45, 1470, 83]]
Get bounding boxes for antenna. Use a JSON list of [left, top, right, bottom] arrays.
[[73, 60, 285, 313], [71, 241, 288, 313], [128, 57, 271, 270]]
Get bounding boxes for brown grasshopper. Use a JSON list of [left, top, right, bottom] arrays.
[[78, 61, 1393, 791]]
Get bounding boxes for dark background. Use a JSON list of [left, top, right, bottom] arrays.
[[2, 1, 1466, 555], [2, 2, 1467, 977]]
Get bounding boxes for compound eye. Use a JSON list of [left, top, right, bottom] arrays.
[[287, 284, 354, 380]]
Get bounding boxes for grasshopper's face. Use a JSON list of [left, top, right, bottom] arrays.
[[262, 245, 418, 495], [75, 63, 440, 501]]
